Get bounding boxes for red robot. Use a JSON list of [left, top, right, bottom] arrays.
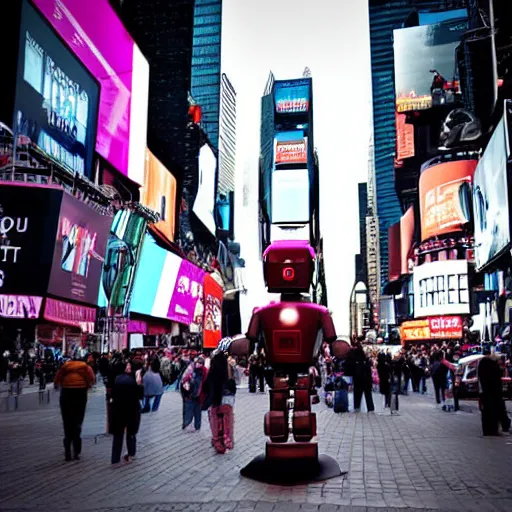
[[238, 240, 343, 484]]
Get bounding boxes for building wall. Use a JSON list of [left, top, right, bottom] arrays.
[[358, 182, 368, 284], [218, 73, 236, 196], [191, 0, 222, 149]]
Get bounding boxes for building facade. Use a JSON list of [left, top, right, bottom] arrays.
[[218, 73, 236, 197]]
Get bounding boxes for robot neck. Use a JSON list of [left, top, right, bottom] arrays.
[[280, 293, 308, 303]]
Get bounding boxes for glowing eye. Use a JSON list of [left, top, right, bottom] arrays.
[[280, 307, 299, 326], [283, 267, 295, 281]]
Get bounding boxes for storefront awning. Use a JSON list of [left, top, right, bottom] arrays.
[[44, 298, 96, 333]]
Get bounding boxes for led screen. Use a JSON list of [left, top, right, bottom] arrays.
[[193, 144, 217, 235], [14, 0, 99, 176], [271, 168, 310, 224], [274, 79, 311, 114]]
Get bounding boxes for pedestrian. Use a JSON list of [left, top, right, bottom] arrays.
[[345, 343, 375, 413], [206, 351, 236, 453], [53, 356, 95, 461], [431, 351, 448, 408], [142, 358, 164, 413], [110, 361, 143, 465], [181, 357, 208, 431], [377, 352, 391, 409]]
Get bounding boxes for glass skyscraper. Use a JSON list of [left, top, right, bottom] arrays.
[[191, 0, 222, 149], [218, 73, 236, 196]]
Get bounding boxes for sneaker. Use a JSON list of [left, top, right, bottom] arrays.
[[123, 454, 131, 463]]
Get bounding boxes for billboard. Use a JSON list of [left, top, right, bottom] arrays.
[[141, 149, 177, 243], [274, 79, 311, 114], [14, 0, 99, 176], [33, 0, 149, 184], [193, 144, 217, 235], [48, 191, 112, 305], [271, 168, 309, 224], [99, 209, 147, 315], [413, 260, 470, 318], [394, 18, 467, 113], [400, 206, 415, 275], [388, 222, 401, 282], [275, 138, 307, 164], [0, 183, 62, 297], [401, 315, 463, 342], [419, 159, 476, 241], [203, 273, 223, 349], [473, 113, 511, 270], [395, 113, 415, 162]]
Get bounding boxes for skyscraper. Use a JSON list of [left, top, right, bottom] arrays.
[[191, 0, 222, 149], [218, 73, 236, 196], [369, 0, 448, 288]]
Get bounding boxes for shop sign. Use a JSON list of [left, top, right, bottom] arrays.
[[44, 297, 96, 332], [0, 294, 42, 319], [429, 315, 462, 338], [401, 320, 430, 341]]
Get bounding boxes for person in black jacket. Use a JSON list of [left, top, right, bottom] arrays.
[[377, 352, 391, 409], [110, 360, 143, 464], [345, 344, 375, 413]]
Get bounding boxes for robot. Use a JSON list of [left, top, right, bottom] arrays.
[[235, 239, 343, 484]]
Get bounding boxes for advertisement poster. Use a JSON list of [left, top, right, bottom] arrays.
[[0, 295, 43, 320], [99, 209, 147, 315], [413, 260, 470, 318], [0, 183, 62, 297], [48, 191, 112, 305], [141, 149, 177, 243], [193, 144, 217, 235], [419, 159, 476, 242], [473, 113, 511, 270], [400, 206, 415, 275], [274, 79, 311, 114], [275, 139, 307, 164], [32, 0, 149, 184], [271, 168, 310, 224], [401, 316, 462, 341], [394, 18, 467, 112], [167, 260, 206, 326], [203, 273, 223, 349], [395, 114, 415, 162], [15, 0, 99, 176]]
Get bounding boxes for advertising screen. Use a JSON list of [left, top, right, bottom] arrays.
[[274, 79, 311, 114], [400, 206, 415, 275], [193, 144, 217, 235], [203, 273, 223, 349], [419, 159, 476, 241], [167, 259, 206, 326], [271, 168, 310, 224], [473, 114, 511, 270], [413, 260, 470, 318], [99, 209, 147, 315], [388, 222, 401, 282], [0, 183, 62, 297], [33, 0, 149, 184], [48, 191, 112, 305], [395, 113, 415, 162], [394, 18, 467, 112], [14, 0, 99, 176], [275, 138, 307, 165], [141, 150, 177, 243], [401, 315, 462, 341]]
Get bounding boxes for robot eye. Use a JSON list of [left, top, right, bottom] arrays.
[[283, 267, 295, 281]]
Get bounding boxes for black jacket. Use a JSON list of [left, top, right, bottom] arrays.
[[110, 373, 143, 435]]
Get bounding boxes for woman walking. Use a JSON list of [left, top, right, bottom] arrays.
[[206, 351, 236, 453]]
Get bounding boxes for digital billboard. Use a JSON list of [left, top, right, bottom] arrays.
[[33, 0, 149, 184], [141, 149, 177, 243], [275, 138, 307, 165], [48, 191, 112, 305], [400, 206, 415, 275], [473, 113, 511, 270], [401, 315, 463, 342], [0, 183, 62, 297], [271, 168, 310, 224], [413, 260, 470, 318], [394, 18, 467, 113], [203, 273, 223, 349], [395, 113, 415, 162], [193, 143, 217, 235], [14, 0, 99, 176], [274, 79, 311, 115], [419, 159, 476, 242]]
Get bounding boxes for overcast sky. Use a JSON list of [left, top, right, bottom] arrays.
[[221, 0, 372, 335]]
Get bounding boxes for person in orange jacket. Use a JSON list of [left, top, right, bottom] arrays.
[[54, 357, 95, 461]]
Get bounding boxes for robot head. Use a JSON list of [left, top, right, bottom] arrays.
[[263, 240, 315, 293]]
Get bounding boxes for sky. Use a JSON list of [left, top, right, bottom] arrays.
[[221, 0, 373, 335]]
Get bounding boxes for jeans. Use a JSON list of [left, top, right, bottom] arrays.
[[142, 394, 162, 413], [183, 399, 202, 430], [111, 430, 137, 463]]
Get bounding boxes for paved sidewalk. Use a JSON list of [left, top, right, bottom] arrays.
[[0, 387, 511, 512]]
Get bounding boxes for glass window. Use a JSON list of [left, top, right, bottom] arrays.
[[195, 4, 222, 16]]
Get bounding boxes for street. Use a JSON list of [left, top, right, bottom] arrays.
[[1, 386, 512, 512]]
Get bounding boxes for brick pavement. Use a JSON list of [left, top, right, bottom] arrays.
[[0, 386, 511, 512]]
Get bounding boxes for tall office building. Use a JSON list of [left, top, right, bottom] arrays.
[[369, 0, 449, 288], [357, 182, 368, 284], [218, 73, 236, 196], [191, 0, 222, 149]]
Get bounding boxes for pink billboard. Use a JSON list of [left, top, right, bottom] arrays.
[[32, 0, 148, 185]]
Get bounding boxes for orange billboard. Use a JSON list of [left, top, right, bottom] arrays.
[[400, 206, 415, 275], [395, 113, 415, 162], [275, 139, 307, 164], [141, 149, 177, 243], [419, 159, 477, 242]]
